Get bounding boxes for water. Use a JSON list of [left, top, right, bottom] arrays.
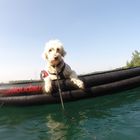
[[0, 88, 140, 140]]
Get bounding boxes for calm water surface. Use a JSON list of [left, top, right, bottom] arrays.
[[0, 88, 140, 140]]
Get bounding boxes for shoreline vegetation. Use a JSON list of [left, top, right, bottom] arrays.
[[126, 50, 140, 68]]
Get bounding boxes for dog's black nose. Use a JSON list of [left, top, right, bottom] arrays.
[[54, 56, 58, 60]]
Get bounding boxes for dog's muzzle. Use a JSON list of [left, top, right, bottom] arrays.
[[54, 56, 58, 60]]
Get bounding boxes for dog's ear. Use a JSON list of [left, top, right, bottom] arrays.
[[42, 51, 48, 60], [61, 48, 67, 57], [42, 44, 48, 60]]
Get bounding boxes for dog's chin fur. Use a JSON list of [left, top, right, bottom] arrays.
[[43, 40, 84, 94]]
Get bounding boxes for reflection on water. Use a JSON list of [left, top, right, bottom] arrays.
[[0, 87, 140, 140], [46, 114, 68, 140]]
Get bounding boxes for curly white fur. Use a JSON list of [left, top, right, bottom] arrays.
[[42, 39, 84, 93]]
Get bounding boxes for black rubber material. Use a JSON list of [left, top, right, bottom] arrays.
[[0, 67, 140, 106]]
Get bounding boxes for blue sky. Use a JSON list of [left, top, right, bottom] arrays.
[[0, 0, 140, 82]]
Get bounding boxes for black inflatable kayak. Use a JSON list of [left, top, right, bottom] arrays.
[[0, 67, 140, 106]]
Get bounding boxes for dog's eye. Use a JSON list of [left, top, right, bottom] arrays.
[[57, 48, 60, 52], [49, 49, 52, 52]]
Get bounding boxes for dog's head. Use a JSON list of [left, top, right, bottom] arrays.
[[42, 40, 66, 66]]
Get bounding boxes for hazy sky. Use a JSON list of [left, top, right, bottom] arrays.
[[0, 0, 140, 82]]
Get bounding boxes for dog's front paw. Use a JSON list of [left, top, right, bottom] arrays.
[[44, 77, 52, 94], [44, 83, 52, 94], [71, 78, 85, 89], [77, 80, 85, 89]]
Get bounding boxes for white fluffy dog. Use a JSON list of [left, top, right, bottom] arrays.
[[42, 39, 84, 93]]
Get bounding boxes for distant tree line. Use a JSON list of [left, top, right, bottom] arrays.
[[126, 50, 140, 68]]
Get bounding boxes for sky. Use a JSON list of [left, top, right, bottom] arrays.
[[0, 0, 140, 82]]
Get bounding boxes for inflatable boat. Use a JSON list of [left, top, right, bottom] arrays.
[[0, 67, 140, 106]]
